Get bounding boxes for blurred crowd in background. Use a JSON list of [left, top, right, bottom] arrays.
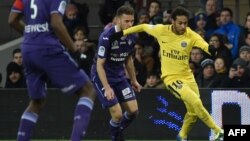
[[1, 0, 250, 89]]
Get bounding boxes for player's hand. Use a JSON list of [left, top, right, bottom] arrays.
[[131, 80, 142, 93], [109, 31, 124, 43], [104, 87, 115, 100]]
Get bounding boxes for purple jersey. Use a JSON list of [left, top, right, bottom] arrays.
[[91, 26, 136, 83], [11, 0, 67, 52], [11, 0, 89, 98]]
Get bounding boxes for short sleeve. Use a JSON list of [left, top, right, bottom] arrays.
[[97, 33, 111, 59], [50, 0, 67, 15]]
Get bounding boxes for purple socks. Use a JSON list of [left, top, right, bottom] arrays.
[[17, 112, 38, 141], [70, 97, 94, 141]]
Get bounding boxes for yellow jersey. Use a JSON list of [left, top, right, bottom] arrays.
[[123, 24, 210, 79]]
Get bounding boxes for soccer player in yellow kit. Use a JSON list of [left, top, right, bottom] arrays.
[[110, 6, 224, 141]]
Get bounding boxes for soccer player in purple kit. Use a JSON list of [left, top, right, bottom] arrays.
[[91, 5, 142, 141], [8, 0, 96, 141]]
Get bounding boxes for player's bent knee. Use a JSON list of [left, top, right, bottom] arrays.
[[110, 104, 123, 121], [113, 113, 123, 122], [193, 100, 207, 120]]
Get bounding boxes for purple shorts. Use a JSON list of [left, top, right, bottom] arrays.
[[92, 78, 136, 108], [22, 46, 90, 99]]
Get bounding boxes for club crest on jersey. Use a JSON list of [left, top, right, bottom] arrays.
[[111, 40, 119, 49], [181, 41, 187, 48]]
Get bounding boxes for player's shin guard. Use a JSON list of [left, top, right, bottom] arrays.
[[110, 119, 121, 141], [70, 97, 94, 141], [17, 112, 38, 141], [120, 111, 138, 132]]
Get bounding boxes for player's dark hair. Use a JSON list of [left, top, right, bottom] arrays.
[[171, 6, 189, 20], [12, 48, 21, 57], [116, 4, 135, 17]]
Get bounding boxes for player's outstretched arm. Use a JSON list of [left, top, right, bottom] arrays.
[[110, 24, 150, 42], [123, 24, 149, 35]]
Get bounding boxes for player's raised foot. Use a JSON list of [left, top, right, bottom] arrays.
[[214, 129, 224, 141], [177, 134, 188, 141]]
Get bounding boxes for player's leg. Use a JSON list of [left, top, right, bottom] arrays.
[[70, 82, 96, 141], [109, 103, 123, 141], [17, 99, 46, 141], [184, 94, 223, 139], [165, 78, 222, 139], [17, 51, 47, 141], [115, 80, 138, 132], [121, 99, 139, 132], [43, 50, 96, 141], [178, 82, 199, 139], [180, 82, 222, 137], [178, 108, 197, 140], [167, 80, 198, 140], [92, 79, 122, 141]]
